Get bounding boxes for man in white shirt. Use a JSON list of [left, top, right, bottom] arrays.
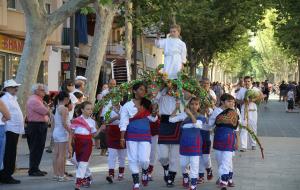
[[0, 79, 23, 184], [236, 76, 262, 152]]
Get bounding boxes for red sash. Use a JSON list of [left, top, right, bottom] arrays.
[[129, 108, 150, 121], [71, 117, 92, 133]]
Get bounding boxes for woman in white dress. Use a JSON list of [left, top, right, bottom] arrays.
[[52, 91, 71, 182], [156, 24, 187, 79]]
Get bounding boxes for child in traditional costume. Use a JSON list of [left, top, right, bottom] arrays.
[[156, 87, 181, 187], [156, 24, 187, 79], [169, 97, 204, 190], [105, 103, 126, 183], [197, 112, 213, 184], [70, 101, 101, 190], [119, 82, 158, 190], [209, 94, 239, 189], [147, 103, 160, 181]]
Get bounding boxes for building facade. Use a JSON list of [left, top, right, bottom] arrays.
[[0, 0, 62, 90]]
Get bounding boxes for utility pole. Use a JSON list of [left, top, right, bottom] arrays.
[[70, 15, 76, 81]]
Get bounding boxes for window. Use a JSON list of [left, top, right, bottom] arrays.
[[8, 54, 20, 79], [46, 3, 51, 14], [7, 0, 16, 9]]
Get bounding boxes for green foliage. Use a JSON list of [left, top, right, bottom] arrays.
[[273, 0, 300, 56], [253, 9, 297, 80], [94, 66, 211, 115], [176, 0, 268, 68], [80, 6, 95, 15], [80, 0, 113, 15]]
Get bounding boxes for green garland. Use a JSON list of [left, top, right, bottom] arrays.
[[239, 124, 264, 159], [94, 64, 211, 114]]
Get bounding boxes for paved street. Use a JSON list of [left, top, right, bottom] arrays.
[[1, 95, 300, 190]]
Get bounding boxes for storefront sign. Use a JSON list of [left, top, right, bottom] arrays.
[[0, 34, 24, 54]]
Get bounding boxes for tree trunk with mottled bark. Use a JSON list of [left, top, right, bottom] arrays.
[[298, 57, 300, 82], [125, 0, 133, 78], [85, 3, 117, 103], [16, 0, 94, 112]]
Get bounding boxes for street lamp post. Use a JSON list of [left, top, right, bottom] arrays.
[[70, 15, 76, 81]]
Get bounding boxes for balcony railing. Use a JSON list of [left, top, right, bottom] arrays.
[[106, 43, 125, 56]]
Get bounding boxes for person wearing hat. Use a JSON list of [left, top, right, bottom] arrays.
[[74, 76, 87, 94], [0, 79, 24, 184]]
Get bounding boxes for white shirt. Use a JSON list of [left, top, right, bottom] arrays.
[[208, 107, 223, 129], [73, 115, 97, 135], [100, 89, 112, 117], [97, 89, 109, 101], [169, 112, 203, 129], [69, 92, 78, 120], [209, 89, 217, 102], [236, 87, 260, 126], [287, 91, 294, 101], [101, 100, 112, 117], [236, 86, 260, 101], [108, 107, 121, 125], [156, 37, 187, 79], [119, 100, 158, 132], [1, 92, 24, 134], [156, 88, 177, 115]]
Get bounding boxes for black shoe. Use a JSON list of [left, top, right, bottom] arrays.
[[65, 172, 73, 177], [106, 175, 113, 184], [0, 177, 21, 184], [46, 149, 52, 153], [38, 170, 48, 175], [166, 171, 176, 187], [29, 171, 45, 177]]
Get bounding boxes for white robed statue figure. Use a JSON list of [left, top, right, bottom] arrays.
[[155, 24, 187, 79]]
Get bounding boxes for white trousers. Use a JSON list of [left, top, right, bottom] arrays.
[[240, 123, 257, 149], [180, 155, 200, 179], [150, 135, 158, 166], [215, 150, 233, 183], [108, 148, 127, 169], [76, 161, 92, 178], [158, 144, 179, 172], [199, 154, 212, 174], [126, 141, 151, 174]]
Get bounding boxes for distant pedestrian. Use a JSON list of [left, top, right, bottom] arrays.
[[279, 81, 288, 102], [262, 80, 270, 105], [296, 82, 300, 105], [0, 79, 23, 184], [26, 84, 50, 176], [287, 89, 295, 112]]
